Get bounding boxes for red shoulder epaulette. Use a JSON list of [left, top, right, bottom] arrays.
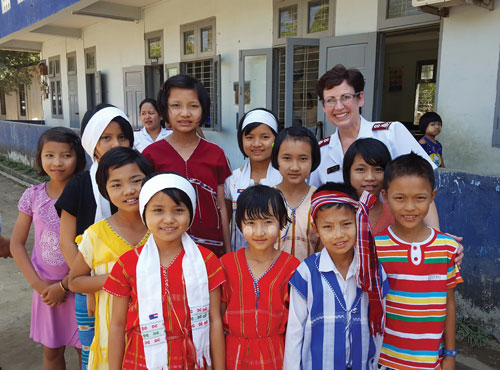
[[372, 122, 392, 131], [133, 128, 141, 132], [318, 136, 330, 147]]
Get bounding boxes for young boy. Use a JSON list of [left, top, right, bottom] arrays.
[[376, 152, 463, 370], [284, 182, 389, 370], [419, 112, 445, 168]]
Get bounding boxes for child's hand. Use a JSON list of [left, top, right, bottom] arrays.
[[87, 293, 96, 317], [0, 236, 11, 258], [41, 283, 66, 307], [33, 279, 51, 296], [446, 233, 464, 268], [441, 355, 455, 370]]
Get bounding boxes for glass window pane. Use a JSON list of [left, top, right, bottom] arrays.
[[420, 64, 434, 80], [55, 60, 60, 75], [279, 5, 298, 38], [184, 30, 195, 55], [291, 46, 319, 127], [0, 93, 6, 116], [308, 0, 329, 33], [51, 81, 56, 115], [148, 37, 161, 59], [67, 55, 76, 73], [387, 0, 421, 19], [19, 85, 26, 117], [200, 26, 213, 53], [86, 52, 95, 70], [57, 81, 62, 115]]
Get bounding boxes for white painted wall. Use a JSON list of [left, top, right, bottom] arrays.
[[335, 0, 377, 36], [437, 5, 500, 174]]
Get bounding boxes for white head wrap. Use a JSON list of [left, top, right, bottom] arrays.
[[137, 173, 211, 370], [81, 106, 131, 223], [241, 109, 278, 133]]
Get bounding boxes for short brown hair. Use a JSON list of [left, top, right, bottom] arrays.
[[316, 64, 365, 101]]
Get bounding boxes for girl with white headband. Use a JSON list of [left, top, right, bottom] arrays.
[[143, 75, 232, 258], [105, 172, 225, 370], [224, 108, 282, 252], [55, 103, 134, 370]]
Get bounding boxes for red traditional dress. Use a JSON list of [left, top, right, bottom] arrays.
[[220, 249, 300, 370], [103, 245, 225, 370], [143, 139, 231, 257]]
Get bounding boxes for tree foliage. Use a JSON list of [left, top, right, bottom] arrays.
[[0, 50, 40, 94]]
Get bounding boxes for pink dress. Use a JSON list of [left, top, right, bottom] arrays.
[[18, 183, 80, 348]]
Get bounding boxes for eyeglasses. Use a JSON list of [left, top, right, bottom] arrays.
[[323, 92, 361, 107]]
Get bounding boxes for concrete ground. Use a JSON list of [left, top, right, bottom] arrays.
[[0, 169, 497, 370]]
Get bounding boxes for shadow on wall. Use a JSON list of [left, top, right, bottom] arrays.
[[435, 170, 500, 338]]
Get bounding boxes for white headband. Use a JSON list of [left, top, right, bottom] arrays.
[[139, 173, 197, 226], [241, 110, 278, 132], [81, 106, 130, 161]]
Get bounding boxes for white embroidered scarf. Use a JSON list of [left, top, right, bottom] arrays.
[[81, 106, 130, 223], [137, 173, 211, 369]]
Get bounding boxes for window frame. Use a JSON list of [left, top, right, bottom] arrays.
[[48, 55, 63, 119], [85, 47, 96, 73], [0, 92, 6, 118], [180, 55, 222, 131], [377, 0, 440, 30], [180, 17, 216, 61], [145, 30, 164, 65], [273, 0, 334, 46], [67, 51, 77, 75]]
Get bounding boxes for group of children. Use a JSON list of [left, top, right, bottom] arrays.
[[7, 71, 462, 370]]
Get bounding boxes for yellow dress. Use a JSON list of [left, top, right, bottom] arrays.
[[78, 219, 150, 370]]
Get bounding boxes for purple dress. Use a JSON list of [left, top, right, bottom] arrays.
[[18, 183, 80, 349]]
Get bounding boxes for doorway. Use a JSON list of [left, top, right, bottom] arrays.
[[380, 27, 440, 135]]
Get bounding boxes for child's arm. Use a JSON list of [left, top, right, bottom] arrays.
[[68, 251, 109, 293], [11, 211, 65, 307], [217, 185, 231, 255], [424, 201, 440, 230], [208, 286, 225, 370], [441, 288, 457, 370], [283, 288, 307, 370], [108, 295, 128, 370], [59, 210, 79, 268]]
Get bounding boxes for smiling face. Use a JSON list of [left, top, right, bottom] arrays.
[[105, 162, 146, 212], [144, 191, 191, 246], [140, 102, 161, 133], [40, 141, 77, 183], [382, 175, 437, 232], [94, 121, 130, 161], [277, 138, 313, 186], [167, 87, 202, 134], [313, 205, 357, 260], [322, 80, 364, 130], [241, 209, 281, 252], [349, 154, 385, 198], [242, 123, 275, 163]]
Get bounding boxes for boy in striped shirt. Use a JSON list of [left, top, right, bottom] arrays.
[[376, 152, 463, 370]]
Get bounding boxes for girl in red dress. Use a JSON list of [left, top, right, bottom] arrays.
[[104, 173, 225, 370], [142, 75, 232, 258], [220, 185, 300, 370]]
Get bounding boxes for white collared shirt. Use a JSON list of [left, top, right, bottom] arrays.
[[133, 127, 171, 153], [309, 116, 437, 187]]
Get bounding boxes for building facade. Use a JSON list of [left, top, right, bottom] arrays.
[[1, 0, 499, 173]]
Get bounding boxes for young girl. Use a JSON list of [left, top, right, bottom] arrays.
[[55, 103, 135, 369], [68, 147, 153, 369], [271, 126, 321, 261], [11, 127, 87, 369], [224, 108, 282, 251], [221, 185, 299, 369], [104, 172, 225, 370], [342, 138, 393, 235], [142, 75, 232, 257], [133, 98, 171, 153]]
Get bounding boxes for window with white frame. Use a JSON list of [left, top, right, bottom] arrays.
[[273, 0, 334, 45], [18, 84, 27, 118], [49, 56, 63, 118], [180, 18, 216, 61], [377, 0, 438, 30], [145, 30, 164, 65]]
